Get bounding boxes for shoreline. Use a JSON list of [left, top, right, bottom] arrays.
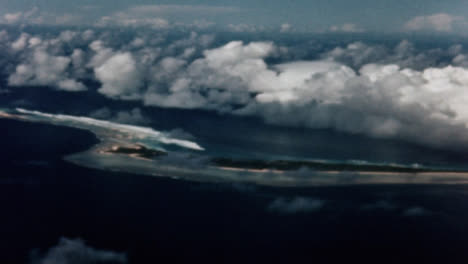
[[64, 146, 468, 187], [4, 110, 468, 187]]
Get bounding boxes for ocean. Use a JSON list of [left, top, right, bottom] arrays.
[[2, 119, 468, 263]]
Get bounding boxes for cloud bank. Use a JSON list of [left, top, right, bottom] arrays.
[[4, 28, 468, 151]]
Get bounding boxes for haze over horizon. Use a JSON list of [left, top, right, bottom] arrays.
[[1, 0, 468, 34]]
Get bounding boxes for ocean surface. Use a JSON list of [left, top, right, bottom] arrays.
[[2, 118, 468, 263]]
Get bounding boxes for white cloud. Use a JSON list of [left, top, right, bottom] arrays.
[[97, 15, 170, 29], [4, 12, 22, 24], [57, 79, 86, 91], [95, 52, 143, 99], [0, 8, 58, 25], [54, 13, 82, 25], [280, 23, 292, 33], [191, 19, 215, 29], [11, 33, 30, 51], [321, 40, 458, 70], [8, 46, 86, 91], [127, 4, 239, 15], [137, 41, 468, 150], [227, 24, 261, 33], [329, 23, 365, 33], [404, 13, 466, 32], [268, 197, 325, 214], [32, 237, 127, 264], [7, 30, 468, 152], [97, 4, 238, 29], [88, 40, 115, 68]]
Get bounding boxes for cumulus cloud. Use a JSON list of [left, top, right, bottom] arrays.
[[31, 237, 127, 264], [11, 33, 30, 51], [8, 46, 86, 91], [95, 52, 143, 99], [6, 28, 468, 152], [268, 197, 325, 214], [5, 30, 95, 91], [404, 13, 466, 32], [143, 41, 275, 109], [139, 41, 468, 150], [321, 40, 463, 70]]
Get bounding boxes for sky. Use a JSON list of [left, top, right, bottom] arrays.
[[1, 0, 468, 33]]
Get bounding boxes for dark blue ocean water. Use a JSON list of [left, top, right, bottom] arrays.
[[2, 119, 468, 263]]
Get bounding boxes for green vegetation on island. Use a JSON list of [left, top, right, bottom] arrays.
[[211, 158, 443, 173], [106, 145, 167, 159]]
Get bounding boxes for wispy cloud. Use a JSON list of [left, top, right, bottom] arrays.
[[268, 197, 325, 214], [329, 23, 365, 33], [127, 5, 240, 15], [404, 13, 467, 32]]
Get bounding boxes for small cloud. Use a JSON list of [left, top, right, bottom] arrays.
[[97, 15, 170, 29], [403, 207, 430, 217], [11, 33, 30, 51], [191, 19, 215, 29], [81, 5, 100, 11], [127, 5, 239, 15], [1, 8, 46, 25], [268, 197, 325, 214], [227, 23, 261, 33], [54, 13, 82, 25], [30, 237, 127, 264], [165, 128, 196, 141], [97, 5, 238, 29], [280, 23, 292, 33], [329, 23, 365, 33], [404, 13, 466, 32], [4, 12, 22, 24]]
